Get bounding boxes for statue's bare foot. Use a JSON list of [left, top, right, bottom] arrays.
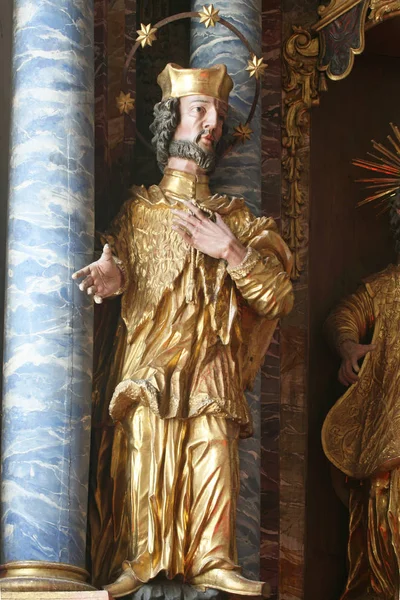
[[103, 564, 144, 598], [190, 569, 270, 597]]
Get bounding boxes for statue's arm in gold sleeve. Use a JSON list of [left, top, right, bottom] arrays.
[[100, 199, 136, 295], [324, 286, 376, 386], [227, 246, 294, 319], [72, 198, 135, 302], [324, 286, 375, 354]]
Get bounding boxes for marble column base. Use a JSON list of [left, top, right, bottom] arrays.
[[0, 562, 95, 593]]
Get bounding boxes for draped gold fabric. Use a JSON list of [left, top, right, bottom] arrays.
[[323, 264, 400, 599], [323, 264, 400, 479], [123, 406, 240, 582], [89, 169, 293, 587], [339, 470, 400, 599], [105, 169, 293, 434]]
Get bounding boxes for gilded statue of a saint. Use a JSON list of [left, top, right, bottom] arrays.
[[323, 155, 400, 597], [322, 124, 400, 600], [73, 63, 293, 597], [324, 259, 400, 599]]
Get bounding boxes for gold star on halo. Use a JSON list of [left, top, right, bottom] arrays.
[[198, 4, 221, 28], [116, 91, 135, 115], [245, 54, 268, 79], [233, 123, 253, 144], [136, 23, 158, 48]]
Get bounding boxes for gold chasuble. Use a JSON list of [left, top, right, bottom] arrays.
[[323, 264, 400, 479], [323, 265, 400, 599], [90, 169, 293, 588]]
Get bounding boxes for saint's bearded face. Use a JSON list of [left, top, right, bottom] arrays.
[[168, 95, 228, 172]]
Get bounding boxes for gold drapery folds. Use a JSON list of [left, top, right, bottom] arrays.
[[104, 170, 293, 435], [89, 169, 293, 586], [323, 265, 400, 479]]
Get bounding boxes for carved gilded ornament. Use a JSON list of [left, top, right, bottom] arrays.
[[282, 28, 320, 279], [312, 0, 400, 29], [245, 55, 268, 79], [116, 91, 135, 115], [313, 0, 365, 30], [198, 5, 221, 28], [136, 23, 158, 48], [318, 2, 368, 80], [282, 1, 400, 278], [233, 123, 253, 143], [368, 0, 400, 21]]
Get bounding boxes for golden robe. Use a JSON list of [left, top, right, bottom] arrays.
[[323, 264, 400, 599], [323, 264, 400, 479], [90, 169, 293, 587]]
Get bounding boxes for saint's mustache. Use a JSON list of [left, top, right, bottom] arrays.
[[194, 129, 215, 146]]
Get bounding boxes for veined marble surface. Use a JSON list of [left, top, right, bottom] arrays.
[[1, 0, 94, 567], [190, 0, 262, 579], [260, 2, 283, 596]]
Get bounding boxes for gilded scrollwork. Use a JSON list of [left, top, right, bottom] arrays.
[[282, 28, 321, 280], [314, 0, 365, 30], [317, 1, 369, 80], [368, 0, 400, 21], [282, 1, 400, 278]]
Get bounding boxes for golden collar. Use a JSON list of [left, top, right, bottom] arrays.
[[159, 168, 211, 200]]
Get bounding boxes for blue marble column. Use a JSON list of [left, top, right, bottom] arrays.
[[1, 0, 94, 590], [190, 1, 262, 580]]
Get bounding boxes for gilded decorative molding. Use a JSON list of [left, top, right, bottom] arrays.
[[282, 28, 321, 279], [368, 0, 400, 21], [313, 0, 400, 30], [313, 0, 365, 30], [317, 0, 369, 81], [282, 1, 399, 277], [0, 562, 93, 592], [312, 0, 400, 80]]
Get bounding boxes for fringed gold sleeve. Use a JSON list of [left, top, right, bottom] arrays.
[[228, 247, 293, 319]]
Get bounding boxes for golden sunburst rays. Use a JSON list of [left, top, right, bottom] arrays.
[[353, 123, 400, 209]]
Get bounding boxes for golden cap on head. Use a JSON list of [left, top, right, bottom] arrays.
[[157, 63, 233, 104]]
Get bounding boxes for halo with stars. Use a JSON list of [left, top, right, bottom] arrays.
[[118, 5, 267, 155]]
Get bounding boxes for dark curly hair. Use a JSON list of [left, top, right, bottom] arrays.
[[149, 98, 180, 173], [149, 97, 229, 173]]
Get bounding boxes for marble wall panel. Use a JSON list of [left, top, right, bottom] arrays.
[[95, 0, 136, 228], [279, 234, 309, 600], [95, 0, 110, 231], [108, 0, 125, 161], [279, 256, 309, 600], [279, 2, 319, 597], [260, 0, 283, 597], [123, 0, 137, 187], [261, 0, 283, 223]]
